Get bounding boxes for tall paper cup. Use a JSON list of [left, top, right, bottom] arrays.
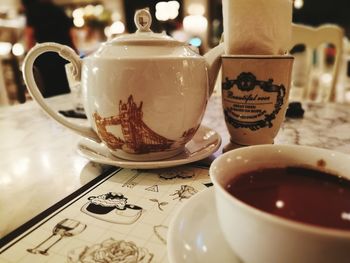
[[222, 0, 293, 55], [221, 55, 294, 148]]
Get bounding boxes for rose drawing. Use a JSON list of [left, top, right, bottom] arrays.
[[68, 238, 153, 263]]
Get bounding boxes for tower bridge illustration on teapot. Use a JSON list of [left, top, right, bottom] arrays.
[[22, 9, 224, 161], [93, 95, 198, 154]]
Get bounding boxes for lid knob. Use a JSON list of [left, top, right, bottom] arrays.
[[134, 9, 152, 33]]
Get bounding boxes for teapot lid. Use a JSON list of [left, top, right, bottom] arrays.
[[108, 9, 181, 46]]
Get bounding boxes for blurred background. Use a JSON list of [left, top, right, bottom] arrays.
[[0, 0, 350, 105]]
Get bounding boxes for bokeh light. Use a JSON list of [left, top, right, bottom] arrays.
[[156, 1, 180, 21], [0, 42, 12, 56], [189, 37, 202, 47], [73, 17, 85, 27], [183, 15, 208, 34], [12, 43, 24, 56], [188, 3, 205, 16], [294, 0, 304, 9]]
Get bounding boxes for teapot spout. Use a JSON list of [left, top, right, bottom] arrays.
[[204, 43, 224, 96]]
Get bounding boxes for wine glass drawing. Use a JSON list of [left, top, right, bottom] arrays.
[[27, 218, 87, 255]]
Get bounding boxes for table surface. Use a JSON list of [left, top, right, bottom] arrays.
[[1, 94, 350, 251]]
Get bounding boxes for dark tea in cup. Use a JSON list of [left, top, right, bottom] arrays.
[[226, 166, 350, 231]]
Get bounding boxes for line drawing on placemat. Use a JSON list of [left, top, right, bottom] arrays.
[[203, 182, 213, 187], [153, 225, 168, 245], [0, 166, 210, 263], [81, 192, 143, 224], [157, 168, 195, 180], [122, 171, 140, 188], [27, 218, 86, 256], [170, 185, 198, 201], [149, 199, 168, 211], [145, 184, 159, 192], [67, 238, 154, 263]]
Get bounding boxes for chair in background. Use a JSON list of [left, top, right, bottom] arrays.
[[0, 60, 9, 106], [0, 25, 26, 105], [289, 23, 344, 102]]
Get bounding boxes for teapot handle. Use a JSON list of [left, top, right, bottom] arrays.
[[22, 42, 100, 142]]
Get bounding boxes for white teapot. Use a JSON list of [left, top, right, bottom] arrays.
[[23, 9, 224, 161]]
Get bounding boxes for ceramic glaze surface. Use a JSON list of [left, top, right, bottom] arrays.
[[77, 125, 221, 169], [81, 57, 208, 159], [93, 42, 201, 58], [221, 55, 294, 146], [22, 9, 223, 161], [168, 188, 240, 263], [82, 57, 208, 136]]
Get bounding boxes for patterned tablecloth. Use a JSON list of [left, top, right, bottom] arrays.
[[203, 96, 350, 154]]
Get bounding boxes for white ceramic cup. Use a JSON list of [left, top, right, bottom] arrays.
[[221, 55, 294, 148], [210, 144, 350, 263]]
